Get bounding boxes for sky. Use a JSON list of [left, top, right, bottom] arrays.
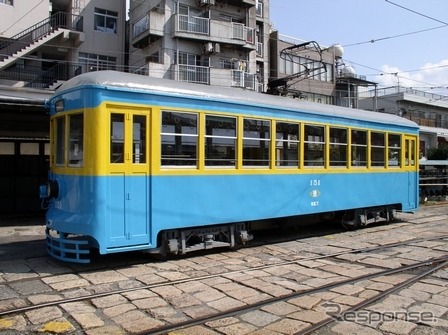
[[269, 0, 448, 95]]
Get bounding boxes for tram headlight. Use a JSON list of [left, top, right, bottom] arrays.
[[45, 180, 59, 199]]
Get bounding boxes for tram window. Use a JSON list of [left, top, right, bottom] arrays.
[[329, 127, 347, 167], [275, 122, 299, 167], [133, 115, 146, 164], [243, 118, 270, 166], [409, 139, 415, 166], [388, 134, 401, 167], [371, 132, 385, 167], [161, 111, 198, 166], [68, 114, 83, 166], [205, 115, 236, 166], [55, 117, 66, 166], [304, 125, 325, 167], [111, 114, 124, 163], [351, 129, 367, 167]]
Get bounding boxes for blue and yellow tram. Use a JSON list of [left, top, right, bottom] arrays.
[[40, 71, 419, 263]]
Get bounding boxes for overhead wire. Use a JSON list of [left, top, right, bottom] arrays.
[[3, 1, 448, 95]]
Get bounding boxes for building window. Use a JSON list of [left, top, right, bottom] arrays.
[[0, 0, 13, 5], [94, 8, 118, 33], [79, 53, 116, 72], [132, 15, 148, 38]]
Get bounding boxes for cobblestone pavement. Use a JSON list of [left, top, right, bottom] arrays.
[[0, 204, 447, 334]]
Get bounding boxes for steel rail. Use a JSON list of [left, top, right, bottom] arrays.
[[1, 235, 447, 317], [138, 256, 448, 335]]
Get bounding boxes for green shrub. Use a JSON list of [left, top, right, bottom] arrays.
[[427, 145, 448, 160]]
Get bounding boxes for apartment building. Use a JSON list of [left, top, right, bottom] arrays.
[[128, 0, 270, 92], [0, 0, 126, 88], [359, 87, 448, 158], [0, 0, 126, 215]]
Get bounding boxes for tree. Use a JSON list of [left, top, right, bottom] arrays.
[[427, 145, 448, 160]]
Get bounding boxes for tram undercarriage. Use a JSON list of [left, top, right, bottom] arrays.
[[339, 205, 398, 229], [153, 205, 399, 256], [154, 223, 253, 256]]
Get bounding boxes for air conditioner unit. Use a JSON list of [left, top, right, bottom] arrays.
[[214, 43, 220, 53], [203, 42, 214, 53]]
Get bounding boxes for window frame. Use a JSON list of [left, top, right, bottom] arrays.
[[304, 124, 325, 168], [94, 7, 118, 34], [161, 111, 199, 167], [329, 127, 348, 168], [242, 118, 271, 167], [275, 121, 300, 168], [204, 114, 237, 167]]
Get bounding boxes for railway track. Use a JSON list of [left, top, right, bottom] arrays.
[[1, 234, 448, 319], [0, 210, 448, 334], [145, 257, 448, 335]]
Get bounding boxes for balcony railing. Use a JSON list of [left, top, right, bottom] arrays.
[[177, 64, 210, 84], [177, 14, 209, 35], [232, 23, 255, 44], [232, 70, 256, 90], [0, 12, 83, 61]]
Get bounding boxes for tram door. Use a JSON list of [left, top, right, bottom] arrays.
[[404, 136, 418, 208], [108, 109, 150, 248]]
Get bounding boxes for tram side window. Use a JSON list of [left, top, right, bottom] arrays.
[[388, 134, 401, 167], [133, 115, 146, 164], [111, 114, 125, 163], [55, 117, 65, 166], [243, 118, 270, 167], [68, 114, 83, 166], [205, 115, 236, 166], [405, 138, 416, 167], [304, 124, 325, 167], [161, 111, 198, 166], [275, 122, 299, 167], [371, 132, 385, 167], [351, 129, 367, 167], [329, 127, 347, 167]]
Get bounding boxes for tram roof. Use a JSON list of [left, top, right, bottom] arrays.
[[56, 71, 418, 130]]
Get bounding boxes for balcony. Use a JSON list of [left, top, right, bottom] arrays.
[[174, 14, 210, 37], [131, 10, 165, 49], [231, 70, 257, 90], [173, 15, 255, 50], [175, 64, 210, 85], [215, 0, 256, 7]]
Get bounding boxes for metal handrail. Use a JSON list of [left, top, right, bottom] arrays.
[[0, 12, 83, 61], [24, 63, 82, 89]]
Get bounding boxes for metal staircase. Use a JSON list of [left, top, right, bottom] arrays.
[[0, 12, 83, 87], [0, 29, 69, 70]]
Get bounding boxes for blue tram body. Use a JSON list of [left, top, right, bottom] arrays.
[[41, 71, 419, 263]]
